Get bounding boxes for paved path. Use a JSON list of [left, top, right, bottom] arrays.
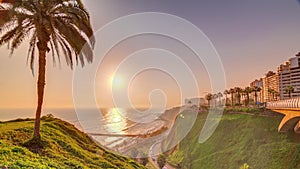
[[149, 141, 175, 169]]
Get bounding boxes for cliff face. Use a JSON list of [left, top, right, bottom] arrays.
[[0, 116, 146, 169], [167, 111, 300, 169]]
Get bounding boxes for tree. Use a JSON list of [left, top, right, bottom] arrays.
[[268, 89, 275, 101], [0, 0, 95, 139], [244, 87, 253, 106], [205, 93, 212, 106], [157, 154, 166, 169], [139, 152, 149, 166], [224, 90, 229, 105], [285, 86, 294, 99], [229, 88, 235, 106], [213, 93, 218, 107], [275, 91, 279, 100], [253, 86, 261, 105], [234, 87, 242, 105], [217, 92, 223, 106]]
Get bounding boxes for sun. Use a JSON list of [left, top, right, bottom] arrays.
[[110, 74, 123, 88]]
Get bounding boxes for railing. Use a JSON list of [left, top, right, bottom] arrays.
[[267, 98, 300, 109], [266, 98, 300, 133]]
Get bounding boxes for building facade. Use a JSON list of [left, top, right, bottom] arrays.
[[250, 79, 263, 103], [278, 53, 300, 100], [250, 52, 300, 102], [250, 71, 279, 103], [261, 71, 279, 102], [278, 62, 291, 99]]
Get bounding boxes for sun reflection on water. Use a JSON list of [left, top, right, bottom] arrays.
[[105, 108, 127, 134]]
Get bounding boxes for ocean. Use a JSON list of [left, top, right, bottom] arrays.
[[0, 108, 167, 151]]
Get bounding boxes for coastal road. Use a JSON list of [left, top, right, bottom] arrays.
[[149, 141, 175, 169], [149, 141, 162, 169]]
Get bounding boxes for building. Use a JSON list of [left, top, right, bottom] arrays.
[[250, 79, 263, 88], [278, 62, 291, 99], [261, 71, 279, 102], [250, 78, 263, 103], [278, 53, 300, 99], [250, 52, 300, 101], [250, 71, 279, 102]]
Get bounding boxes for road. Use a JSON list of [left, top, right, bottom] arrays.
[[149, 141, 175, 169], [148, 106, 191, 169]]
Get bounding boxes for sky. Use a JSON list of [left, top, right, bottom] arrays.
[[1, 0, 300, 109]]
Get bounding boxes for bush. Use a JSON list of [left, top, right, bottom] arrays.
[[139, 152, 149, 166], [157, 154, 166, 169]]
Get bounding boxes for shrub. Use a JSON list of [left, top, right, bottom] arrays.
[[157, 154, 166, 169]]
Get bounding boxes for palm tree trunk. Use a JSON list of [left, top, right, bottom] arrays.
[[254, 92, 257, 105], [33, 41, 47, 138], [247, 94, 250, 106]]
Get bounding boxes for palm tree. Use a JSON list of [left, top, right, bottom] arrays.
[[244, 87, 252, 106], [213, 93, 218, 107], [234, 87, 242, 105], [229, 88, 235, 106], [253, 86, 261, 105], [205, 93, 212, 106], [275, 92, 279, 100], [268, 89, 274, 101], [285, 86, 294, 99], [217, 92, 223, 106], [0, 0, 94, 139], [224, 90, 229, 105]]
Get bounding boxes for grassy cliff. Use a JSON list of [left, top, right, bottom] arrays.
[[0, 115, 146, 169], [167, 109, 300, 169]]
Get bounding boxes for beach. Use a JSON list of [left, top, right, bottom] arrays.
[[0, 107, 184, 154]]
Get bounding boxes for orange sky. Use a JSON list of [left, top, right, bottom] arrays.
[[1, 0, 300, 109]]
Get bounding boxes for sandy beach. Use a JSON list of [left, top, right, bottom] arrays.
[[99, 106, 185, 154]]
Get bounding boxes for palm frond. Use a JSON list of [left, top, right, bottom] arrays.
[[0, 0, 94, 72], [53, 17, 93, 66]]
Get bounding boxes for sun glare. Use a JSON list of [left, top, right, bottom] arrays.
[[106, 108, 126, 133], [110, 74, 123, 88]]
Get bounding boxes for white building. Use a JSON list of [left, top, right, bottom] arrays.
[[278, 53, 300, 99]]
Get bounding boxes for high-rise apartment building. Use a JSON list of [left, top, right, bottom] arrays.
[[250, 79, 263, 103], [250, 52, 300, 102], [278, 53, 300, 99], [261, 71, 279, 102], [278, 62, 291, 99], [249, 71, 279, 103]]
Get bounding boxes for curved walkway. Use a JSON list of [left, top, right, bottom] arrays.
[[270, 109, 300, 133]]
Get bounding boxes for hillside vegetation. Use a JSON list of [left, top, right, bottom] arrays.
[[0, 115, 146, 169], [167, 109, 300, 169]]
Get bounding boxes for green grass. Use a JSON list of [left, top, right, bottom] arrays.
[[167, 111, 300, 169], [0, 116, 146, 169]]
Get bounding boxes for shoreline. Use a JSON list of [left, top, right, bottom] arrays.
[[93, 107, 183, 153], [1, 107, 278, 154]]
